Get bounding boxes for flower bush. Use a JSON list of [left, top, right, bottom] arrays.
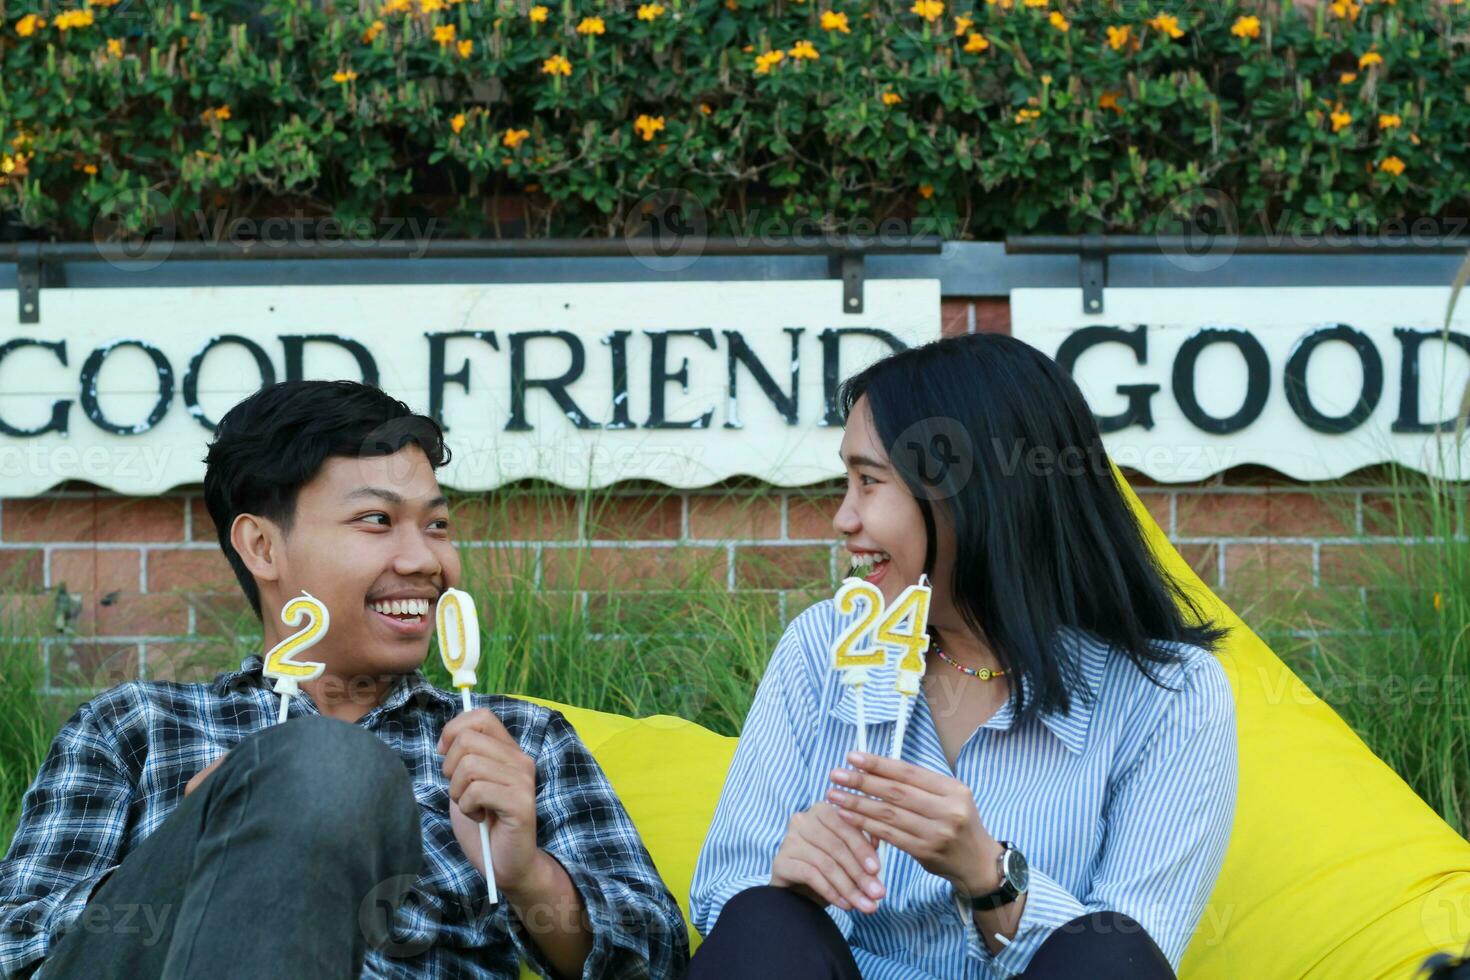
[[1, 0, 1467, 240]]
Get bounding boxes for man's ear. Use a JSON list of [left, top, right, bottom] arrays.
[[231, 513, 283, 586]]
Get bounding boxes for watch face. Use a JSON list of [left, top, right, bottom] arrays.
[[1003, 848, 1030, 893]]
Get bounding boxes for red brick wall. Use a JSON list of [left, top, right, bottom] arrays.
[[0, 297, 1390, 689]]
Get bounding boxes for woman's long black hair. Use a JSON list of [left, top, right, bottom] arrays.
[[838, 332, 1228, 722]]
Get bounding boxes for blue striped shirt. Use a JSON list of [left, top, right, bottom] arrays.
[[690, 599, 1236, 979]]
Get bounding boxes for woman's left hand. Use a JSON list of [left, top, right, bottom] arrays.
[[826, 751, 1002, 898]]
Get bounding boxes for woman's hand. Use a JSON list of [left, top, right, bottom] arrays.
[[826, 751, 1002, 899], [770, 802, 886, 914]]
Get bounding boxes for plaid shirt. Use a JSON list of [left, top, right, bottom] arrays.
[[0, 654, 689, 979]]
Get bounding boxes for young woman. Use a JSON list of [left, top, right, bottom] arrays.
[[687, 333, 1237, 980]]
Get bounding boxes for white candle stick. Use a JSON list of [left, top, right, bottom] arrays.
[[831, 578, 887, 759], [435, 588, 498, 906], [261, 591, 329, 724]]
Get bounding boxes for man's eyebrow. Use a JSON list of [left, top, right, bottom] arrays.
[[345, 487, 450, 509], [840, 452, 890, 470]]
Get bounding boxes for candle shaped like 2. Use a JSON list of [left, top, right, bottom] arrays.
[[261, 591, 329, 725], [434, 588, 498, 905], [830, 578, 888, 755]]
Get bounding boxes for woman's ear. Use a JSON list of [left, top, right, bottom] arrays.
[[231, 513, 282, 586]]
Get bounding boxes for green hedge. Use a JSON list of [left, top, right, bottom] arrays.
[[2, 0, 1468, 241]]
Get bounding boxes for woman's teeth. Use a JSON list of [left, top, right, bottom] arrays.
[[369, 598, 429, 619], [847, 552, 891, 577]]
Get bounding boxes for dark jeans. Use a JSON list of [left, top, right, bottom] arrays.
[[41, 715, 423, 980], [685, 885, 1176, 980]]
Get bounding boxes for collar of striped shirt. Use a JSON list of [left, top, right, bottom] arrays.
[[825, 626, 1110, 755]]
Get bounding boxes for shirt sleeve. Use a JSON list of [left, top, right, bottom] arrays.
[[974, 654, 1237, 977], [689, 607, 854, 938], [506, 709, 690, 980], [0, 700, 133, 978]]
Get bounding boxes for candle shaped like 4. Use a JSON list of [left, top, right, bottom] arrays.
[[831, 578, 888, 755], [261, 591, 329, 725], [880, 574, 933, 763], [434, 588, 498, 906]]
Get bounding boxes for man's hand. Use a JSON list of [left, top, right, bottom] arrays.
[[770, 802, 885, 913], [184, 753, 228, 797], [437, 707, 541, 895], [826, 751, 1002, 898]]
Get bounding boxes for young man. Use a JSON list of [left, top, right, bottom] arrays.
[[0, 380, 689, 979]]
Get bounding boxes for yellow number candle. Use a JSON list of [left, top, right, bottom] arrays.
[[830, 578, 888, 755], [434, 588, 498, 905], [261, 591, 329, 724], [876, 574, 933, 762]]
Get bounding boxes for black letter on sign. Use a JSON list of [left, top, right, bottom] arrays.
[[80, 340, 175, 435], [724, 328, 803, 428], [1283, 324, 1383, 434], [184, 335, 276, 432], [426, 331, 500, 432], [281, 335, 379, 387], [602, 330, 635, 430], [818, 328, 908, 426], [1054, 324, 1161, 432], [645, 329, 717, 430], [1171, 328, 1270, 435], [506, 331, 598, 432], [1391, 327, 1470, 433], [0, 339, 70, 437]]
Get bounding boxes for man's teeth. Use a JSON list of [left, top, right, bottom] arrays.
[[369, 598, 429, 617]]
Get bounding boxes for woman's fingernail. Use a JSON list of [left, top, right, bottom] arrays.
[[864, 858, 879, 873], [866, 881, 884, 898], [831, 769, 851, 783], [858, 897, 876, 912]]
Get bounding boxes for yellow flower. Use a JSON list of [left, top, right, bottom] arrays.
[[529, 4, 548, 22], [15, 13, 44, 35], [419, 0, 446, 11], [1048, 10, 1068, 31], [458, 38, 473, 57], [576, 16, 605, 35], [541, 53, 572, 75], [1379, 113, 1402, 129], [1022, 0, 1046, 7], [106, 37, 123, 56], [503, 127, 530, 148], [821, 10, 850, 33], [381, 0, 410, 13], [754, 49, 784, 74], [1147, 13, 1184, 39], [1379, 155, 1406, 175], [85, 0, 121, 7], [637, 3, 666, 20], [1434, 591, 1444, 612], [699, 102, 713, 115], [919, 183, 935, 199], [911, 0, 944, 23], [1330, 106, 1351, 132], [1330, 0, 1360, 18], [881, 91, 902, 105], [450, 112, 466, 134], [215, 105, 232, 120], [188, 10, 205, 21], [1359, 50, 1383, 68], [634, 114, 665, 141], [54, 10, 95, 30], [1106, 25, 1131, 51], [1014, 107, 1041, 123], [963, 31, 989, 53], [1410, 133, 1421, 145], [1099, 90, 1123, 113], [788, 39, 819, 60], [362, 19, 385, 42], [1339, 71, 1357, 83], [1231, 15, 1260, 39], [332, 69, 358, 83], [433, 23, 456, 45], [954, 14, 973, 35], [83, 163, 98, 174]]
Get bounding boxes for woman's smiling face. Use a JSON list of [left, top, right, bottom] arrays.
[[833, 395, 955, 610]]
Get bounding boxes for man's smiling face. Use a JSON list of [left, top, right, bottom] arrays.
[[261, 444, 461, 679]]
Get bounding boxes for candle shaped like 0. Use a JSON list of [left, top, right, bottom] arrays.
[[831, 578, 888, 755], [261, 591, 329, 725], [434, 588, 498, 906]]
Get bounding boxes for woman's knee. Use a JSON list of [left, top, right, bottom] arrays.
[[1025, 910, 1174, 980]]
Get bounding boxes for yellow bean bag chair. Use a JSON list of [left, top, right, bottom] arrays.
[[517, 470, 1470, 978]]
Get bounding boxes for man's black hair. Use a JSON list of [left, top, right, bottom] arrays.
[[203, 380, 451, 620]]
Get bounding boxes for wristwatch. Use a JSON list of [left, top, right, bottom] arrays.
[[968, 841, 1029, 911]]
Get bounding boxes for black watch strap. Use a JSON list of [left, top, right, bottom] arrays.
[[968, 842, 1023, 911]]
